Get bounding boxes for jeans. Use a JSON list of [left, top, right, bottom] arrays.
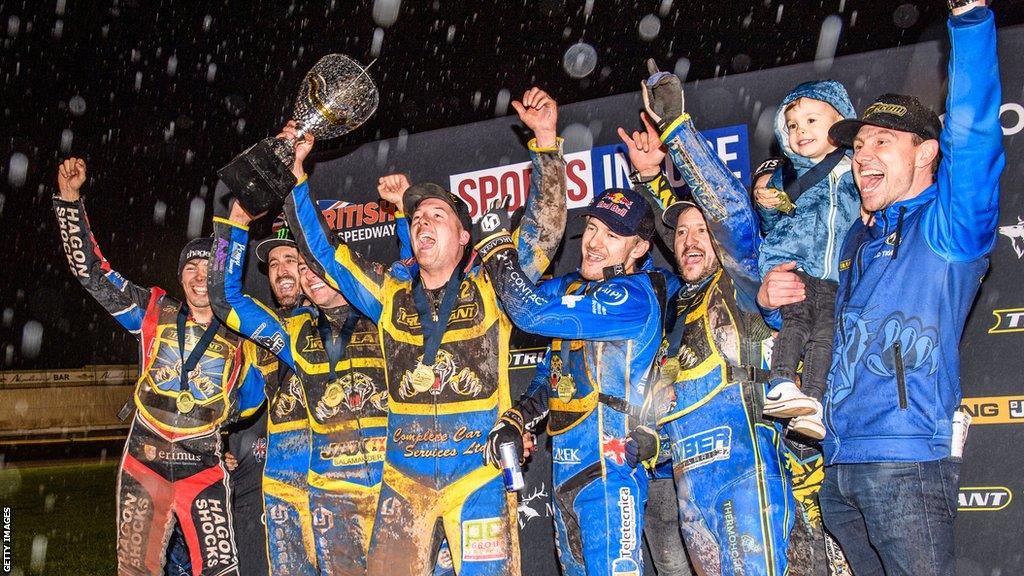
[[819, 458, 960, 576], [644, 475, 693, 576], [770, 271, 837, 400]]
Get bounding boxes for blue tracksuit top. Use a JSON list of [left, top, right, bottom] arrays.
[[823, 7, 1005, 465]]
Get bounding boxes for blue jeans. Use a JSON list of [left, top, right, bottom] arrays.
[[819, 458, 960, 576]]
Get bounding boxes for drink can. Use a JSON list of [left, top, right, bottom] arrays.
[[499, 441, 525, 491]]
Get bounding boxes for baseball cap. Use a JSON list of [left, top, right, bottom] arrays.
[[255, 220, 297, 263], [178, 237, 213, 279], [829, 93, 942, 148], [403, 182, 473, 232], [582, 187, 655, 240], [661, 198, 699, 229]]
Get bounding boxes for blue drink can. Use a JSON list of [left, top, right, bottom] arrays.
[[499, 441, 525, 491]]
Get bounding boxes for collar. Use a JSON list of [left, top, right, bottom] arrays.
[[873, 182, 936, 234]]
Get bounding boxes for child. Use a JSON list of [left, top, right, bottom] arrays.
[[756, 80, 861, 440]]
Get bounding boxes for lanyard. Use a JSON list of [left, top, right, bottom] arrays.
[[411, 265, 463, 365], [176, 306, 221, 393], [315, 309, 361, 383], [781, 148, 846, 206]]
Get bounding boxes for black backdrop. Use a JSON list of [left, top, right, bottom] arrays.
[[217, 24, 1024, 575]]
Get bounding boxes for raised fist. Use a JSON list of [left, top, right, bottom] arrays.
[[57, 157, 87, 201], [511, 87, 558, 149], [641, 59, 685, 132], [377, 173, 412, 213]]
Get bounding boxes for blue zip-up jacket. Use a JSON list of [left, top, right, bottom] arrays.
[[823, 7, 1005, 465], [758, 80, 861, 282]]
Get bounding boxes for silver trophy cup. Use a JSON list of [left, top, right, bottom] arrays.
[[218, 54, 379, 214]]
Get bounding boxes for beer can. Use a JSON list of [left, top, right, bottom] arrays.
[[499, 441, 525, 491]]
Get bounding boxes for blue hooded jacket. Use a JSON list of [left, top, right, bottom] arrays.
[[757, 80, 861, 282]]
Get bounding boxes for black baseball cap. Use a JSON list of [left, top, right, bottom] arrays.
[[582, 187, 655, 240], [255, 224, 297, 263], [403, 182, 473, 232], [662, 199, 699, 229], [829, 93, 942, 148]]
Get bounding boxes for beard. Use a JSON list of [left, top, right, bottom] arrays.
[[272, 274, 301, 310], [679, 253, 721, 285]]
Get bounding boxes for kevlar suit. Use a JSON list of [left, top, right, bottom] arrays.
[[53, 197, 264, 576], [286, 140, 566, 576], [481, 244, 679, 576], [649, 115, 796, 575], [209, 217, 389, 576]]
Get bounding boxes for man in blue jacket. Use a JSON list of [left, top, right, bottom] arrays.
[[758, 1, 1005, 574]]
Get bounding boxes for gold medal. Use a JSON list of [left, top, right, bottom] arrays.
[[659, 357, 681, 389], [774, 189, 796, 214], [176, 391, 196, 413], [323, 382, 344, 408], [556, 374, 576, 403], [411, 363, 436, 393]]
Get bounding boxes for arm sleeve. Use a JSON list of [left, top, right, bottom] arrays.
[[660, 115, 763, 314], [634, 173, 676, 249], [234, 340, 268, 418], [513, 348, 553, 432], [284, 177, 386, 321], [52, 196, 153, 334], [482, 250, 659, 341], [755, 170, 785, 235], [511, 139, 568, 282], [208, 217, 296, 371], [922, 6, 1005, 261], [395, 213, 413, 260]]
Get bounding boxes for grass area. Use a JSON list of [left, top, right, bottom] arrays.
[[1, 461, 118, 575]]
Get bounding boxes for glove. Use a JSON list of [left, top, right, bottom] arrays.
[[472, 196, 514, 263], [484, 408, 525, 468], [624, 425, 660, 469], [640, 59, 685, 133]]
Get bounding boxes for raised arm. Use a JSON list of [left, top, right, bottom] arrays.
[[619, 112, 674, 250], [510, 87, 567, 282], [923, 5, 1005, 260], [642, 62, 763, 313], [277, 123, 387, 322], [208, 204, 296, 371], [52, 157, 153, 334], [377, 173, 414, 260]]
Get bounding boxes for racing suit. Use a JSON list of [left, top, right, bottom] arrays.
[[286, 140, 566, 576], [223, 403, 270, 576], [210, 218, 390, 576], [650, 115, 796, 575], [53, 197, 264, 576], [481, 244, 678, 576]]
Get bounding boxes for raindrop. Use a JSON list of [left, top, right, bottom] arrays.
[[561, 123, 593, 153], [8, 152, 28, 188], [370, 27, 385, 58], [775, 5, 784, 24], [584, 0, 594, 19], [60, 129, 73, 153], [135, 71, 143, 91], [131, 49, 141, 63], [495, 88, 511, 116], [206, 62, 217, 82], [673, 57, 690, 83], [22, 320, 43, 359], [0, 465, 21, 499], [471, 91, 482, 110], [203, 14, 213, 31], [153, 200, 167, 225], [376, 141, 390, 167], [446, 25, 456, 43], [638, 14, 661, 42], [2, 308, 12, 327], [187, 197, 206, 238], [658, 0, 672, 17], [52, 19, 63, 39], [372, 0, 401, 28], [44, 494, 56, 513], [814, 15, 842, 73], [167, 55, 179, 77], [892, 3, 919, 29], [31, 535, 47, 572], [7, 15, 20, 38], [56, 0, 67, 15], [563, 42, 597, 79], [69, 95, 86, 116], [236, 118, 247, 133]]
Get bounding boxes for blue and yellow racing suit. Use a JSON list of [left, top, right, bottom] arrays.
[[480, 242, 679, 576], [650, 115, 796, 575], [53, 196, 265, 576], [285, 140, 566, 576]]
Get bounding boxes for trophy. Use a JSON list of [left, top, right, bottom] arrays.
[[218, 54, 379, 214]]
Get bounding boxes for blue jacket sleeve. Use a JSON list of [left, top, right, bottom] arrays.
[[482, 250, 659, 341], [755, 170, 785, 235], [235, 341, 268, 417], [922, 7, 1005, 261], [284, 177, 386, 321], [511, 140, 568, 282], [660, 115, 763, 314], [395, 213, 413, 260], [208, 217, 296, 371]]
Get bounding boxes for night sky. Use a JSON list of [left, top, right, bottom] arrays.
[[3, 0, 1022, 370]]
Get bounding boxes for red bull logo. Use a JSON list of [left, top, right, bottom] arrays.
[[604, 191, 632, 208]]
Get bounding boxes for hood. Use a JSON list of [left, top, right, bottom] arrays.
[[774, 80, 856, 171]]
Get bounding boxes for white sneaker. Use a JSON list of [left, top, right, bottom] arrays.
[[763, 380, 817, 418], [788, 401, 826, 440]]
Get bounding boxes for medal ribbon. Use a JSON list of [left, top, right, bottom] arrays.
[[315, 309, 361, 383], [176, 305, 221, 393], [411, 265, 463, 366]]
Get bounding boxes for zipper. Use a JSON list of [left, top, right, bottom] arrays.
[[894, 341, 907, 410]]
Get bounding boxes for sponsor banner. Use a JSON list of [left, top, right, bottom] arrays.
[[0, 364, 138, 388], [317, 199, 400, 244], [958, 395, 1024, 424]]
